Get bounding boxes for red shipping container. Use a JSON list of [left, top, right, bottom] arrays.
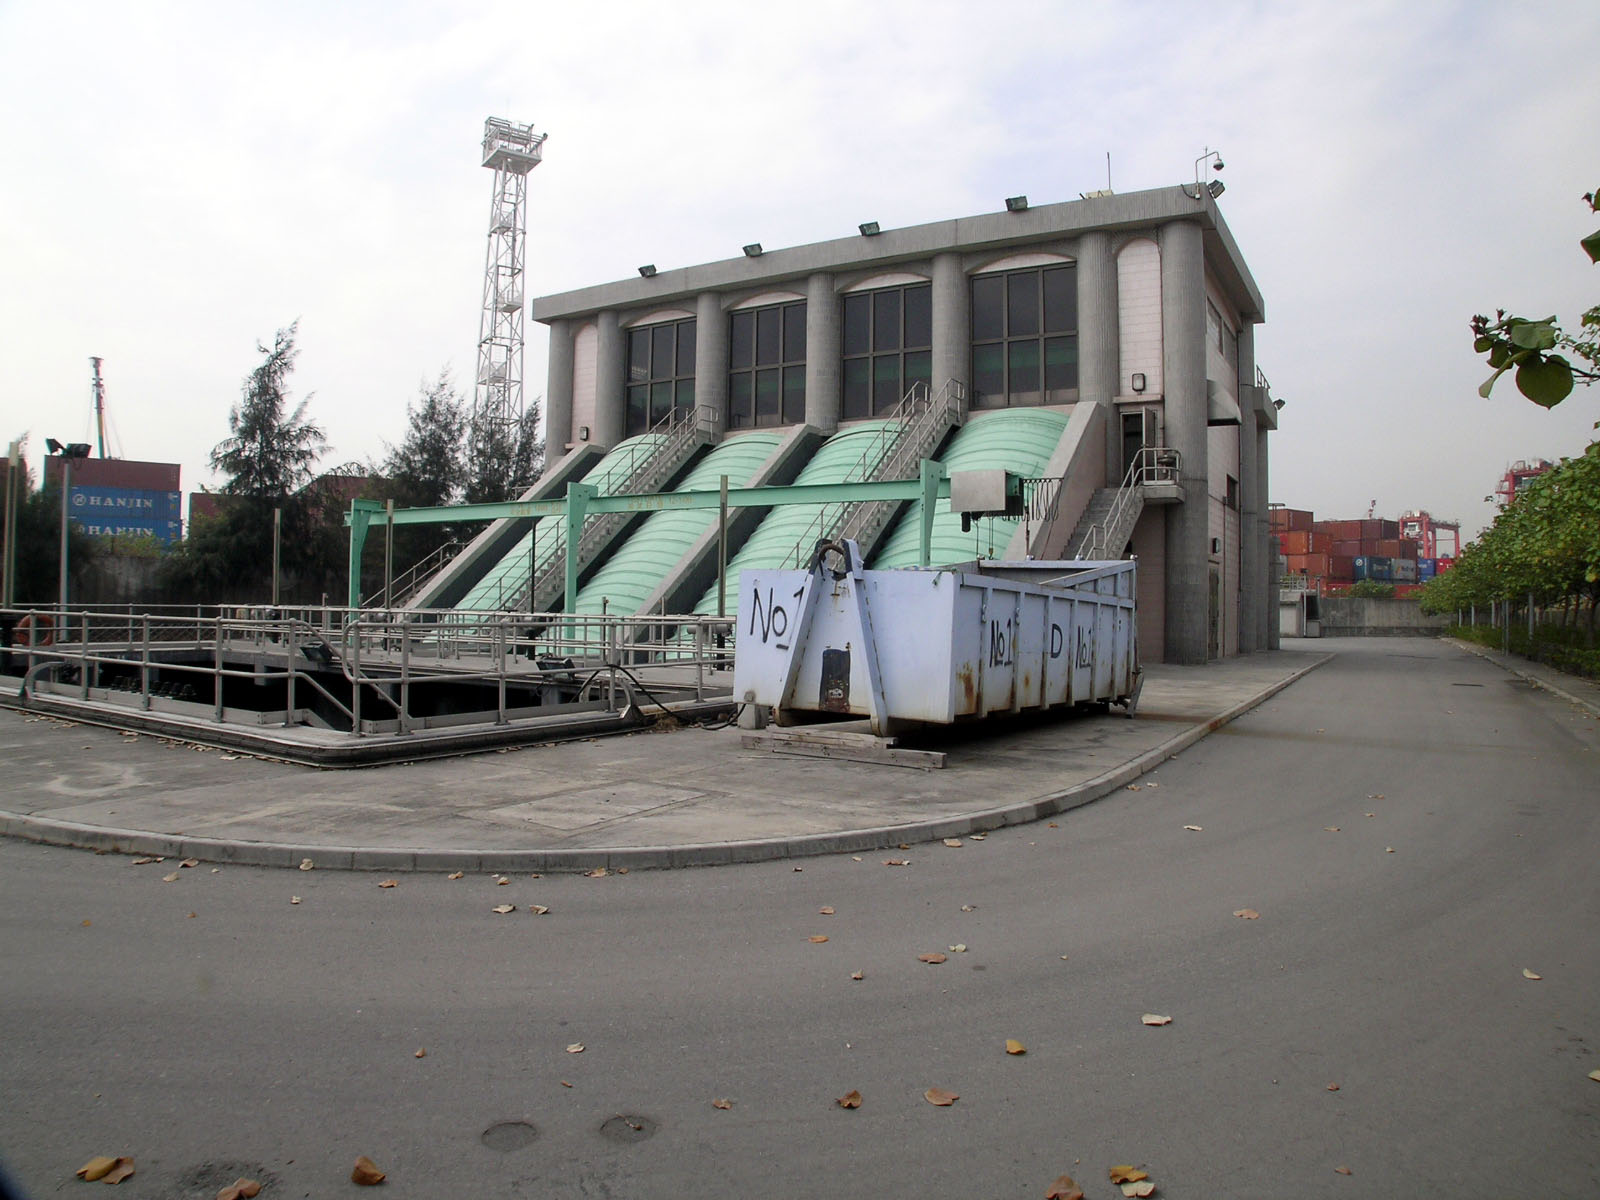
[[1275, 508, 1314, 532], [1329, 555, 1355, 580], [1332, 539, 1363, 557], [1279, 531, 1315, 555], [1311, 532, 1333, 554], [1286, 553, 1333, 577], [1330, 520, 1364, 540]]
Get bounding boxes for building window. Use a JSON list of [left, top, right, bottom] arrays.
[[625, 318, 696, 436], [970, 265, 1077, 408], [841, 283, 932, 418], [729, 301, 806, 429], [1226, 474, 1240, 510], [1207, 300, 1238, 370]]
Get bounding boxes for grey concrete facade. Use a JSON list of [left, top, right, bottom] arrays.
[[530, 185, 1274, 664]]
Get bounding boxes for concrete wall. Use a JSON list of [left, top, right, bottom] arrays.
[[1317, 597, 1450, 637]]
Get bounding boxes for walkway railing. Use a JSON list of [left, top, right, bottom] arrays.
[[1, 604, 734, 738], [1078, 446, 1180, 560]]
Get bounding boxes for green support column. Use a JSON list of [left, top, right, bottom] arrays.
[[346, 499, 384, 609], [562, 482, 597, 613], [918, 458, 945, 567]]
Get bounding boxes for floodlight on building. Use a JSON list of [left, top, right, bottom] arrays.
[[1273, 398, 1285, 411], [1005, 195, 1029, 213], [1207, 179, 1226, 199], [638, 264, 657, 277], [743, 243, 763, 257], [1185, 148, 1224, 200], [858, 221, 881, 236]]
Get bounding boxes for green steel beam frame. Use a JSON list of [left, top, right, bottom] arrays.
[[345, 459, 951, 610]]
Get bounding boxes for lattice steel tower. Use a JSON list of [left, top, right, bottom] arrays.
[[472, 117, 547, 485]]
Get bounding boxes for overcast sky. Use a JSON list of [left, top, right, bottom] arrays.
[[2, 0, 1596, 540]]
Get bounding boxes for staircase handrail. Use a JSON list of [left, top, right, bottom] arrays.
[[1080, 446, 1179, 559], [364, 540, 465, 610]]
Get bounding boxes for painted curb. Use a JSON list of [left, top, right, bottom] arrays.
[[0, 655, 1332, 872]]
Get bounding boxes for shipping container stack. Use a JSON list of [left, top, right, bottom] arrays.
[[1269, 507, 1447, 596]]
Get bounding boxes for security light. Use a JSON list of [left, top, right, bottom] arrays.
[[1207, 179, 1226, 199], [858, 221, 880, 236], [1131, 373, 1146, 393], [1005, 195, 1029, 213], [638, 264, 657, 277], [1273, 398, 1285, 410], [742, 243, 763, 257]]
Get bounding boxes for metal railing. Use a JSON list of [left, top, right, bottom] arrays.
[[1078, 446, 1180, 560], [1015, 476, 1067, 555], [780, 378, 965, 568], [2, 604, 735, 738]]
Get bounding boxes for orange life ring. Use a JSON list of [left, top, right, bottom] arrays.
[[13, 612, 55, 647]]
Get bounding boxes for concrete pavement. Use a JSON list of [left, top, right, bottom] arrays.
[[0, 649, 1342, 872]]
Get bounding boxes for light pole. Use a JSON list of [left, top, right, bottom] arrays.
[[2, 438, 20, 608], [46, 439, 91, 625]]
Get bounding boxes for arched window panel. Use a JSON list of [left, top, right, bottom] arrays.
[[969, 265, 1078, 408]]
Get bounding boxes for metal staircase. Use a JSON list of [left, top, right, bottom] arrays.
[[496, 405, 717, 613], [363, 541, 464, 610], [780, 379, 966, 567], [1068, 447, 1181, 559]]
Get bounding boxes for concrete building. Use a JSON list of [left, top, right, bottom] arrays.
[[530, 184, 1278, 664]]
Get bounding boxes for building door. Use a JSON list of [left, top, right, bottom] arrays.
[[1208, 567, 1221, 661]]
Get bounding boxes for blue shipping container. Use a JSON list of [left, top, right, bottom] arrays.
[[70, 485, 182, 521], [1418, 558, 1437, 580], [1353, 555, 1394, 582]]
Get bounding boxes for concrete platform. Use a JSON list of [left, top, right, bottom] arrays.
[[0, 650, 1331, 872]]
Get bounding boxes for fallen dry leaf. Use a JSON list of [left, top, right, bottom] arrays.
[[298, 858, 314, 871], [850, 971, 864, 981], [1109, 1166, 1149, 1184], [529, 904, 550, 915], [943, 838, 963, 848], [1183, 824, 1203, 832], [883, 858, 909, 867], [918, 953, 948, 965], [350, 1155, 385, 1186], [961, 904, 977, 912], [836, 1089, 862, 1109], [923, 1087, 958, 1106], [809, 935, 829, 944], [1046, 1175, 1085, 1200], [585, 867, 608, 878], [1005, 1039, 1026, 1055], [187, 912, 197, 919], [1126, 784, 1142, 791], [1047, 822, 1059, 828], [290, 896, 301, 905], [162, 872, 180, 883], [414, 1048, 426, 1058], [560, 1080, 572, 1088], [819, 906, 835, 915], [495, 876, 510, 886], [378, 880, 397, 889], [1588, 1069, 1600, 1083], [1326, 1082, 1340, 1091], [1324, 826, 1341, 833], [970, 833, 986, 840], [949, 944, 967, 953], [180, 858, 200, 868], [76, 1157, 118, 1181], [1368, 793, 1384, 800], [1146, 781, 1159, 788], [712, 1098, 733, 1110], [101, 1158, 136, 1184], [1233, 908, 1260, 920], [81, 920, 91, 927], [132, 857, 159, 866], [1140, 1014, 1172, 1026], [217, 1179, 262, 1200], [1120, 1182, 1155, 1198], [1522, 968, 1542, 980], [491, 904, 516, 914], [1386, 847, 1396, 853], [447, 871, 464, 880], [566, 1043, 585, 1054], [1334, 1166, 1353, 1175]]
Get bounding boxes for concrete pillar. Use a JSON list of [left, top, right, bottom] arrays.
[[805, 273, 840, 431], [1076, 231, 1120, 480], [1159, 219, 1209, 664], [1260, 421, 1278, 649], [544, 318, 574, 462], [593, 309, 624, 449], [1236, 323, 1260, 653], [930, 252, 969, 403], [695, 292, 728, 433]]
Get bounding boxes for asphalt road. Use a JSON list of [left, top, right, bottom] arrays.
[[2, 638, 1596, 1199]]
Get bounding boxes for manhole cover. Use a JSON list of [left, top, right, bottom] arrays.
[[600, 1114, 657, 1143], [481, 1120, 539, 1151]]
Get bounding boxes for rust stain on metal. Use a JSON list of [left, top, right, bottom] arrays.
[[956, 664, 976, 713]]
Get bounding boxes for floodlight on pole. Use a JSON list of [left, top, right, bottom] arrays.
[[47, 439, 91, 624]]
